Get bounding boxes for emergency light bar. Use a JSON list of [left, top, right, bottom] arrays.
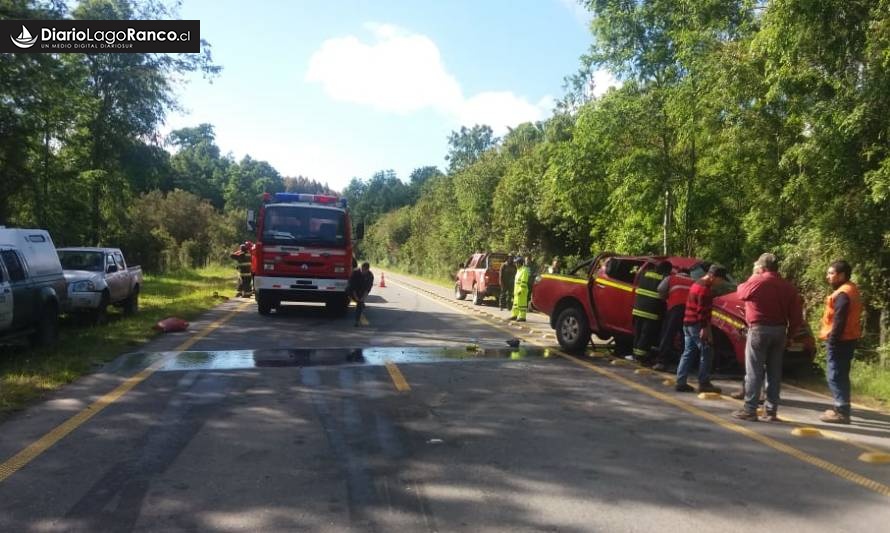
[[268, 192, 348, 208]]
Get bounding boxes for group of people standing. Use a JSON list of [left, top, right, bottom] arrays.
[[633, 253, 862, 424], [498, 255, 561, 323]]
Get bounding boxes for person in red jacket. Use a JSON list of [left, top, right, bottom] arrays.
[[731, 253, 802, 422], [675, 264, 728, 394], [654, 268, 693, 371], [818, 259, 862, 424]]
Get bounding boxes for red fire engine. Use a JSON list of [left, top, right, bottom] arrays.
[[249, 192, 361, 315]]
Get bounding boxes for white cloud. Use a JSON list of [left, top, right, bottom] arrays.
[[306, 23, 552, 134], [306, 23, 462, 115], [590, 68, 620, 98]]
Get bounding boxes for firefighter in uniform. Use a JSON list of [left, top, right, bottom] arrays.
[[230, 242, 253, 297], [818, 260, 862, 424], [509, 257, 530, 322], [654, 268, 694, 370], [499, 256, 516, 311], [631, 260, 672, 364]]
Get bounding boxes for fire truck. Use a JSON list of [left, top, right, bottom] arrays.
[[531, 253, 815, 370], [248, 192, 362, 315]]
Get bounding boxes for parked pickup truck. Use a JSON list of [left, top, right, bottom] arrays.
[[454, 252, 510, 305], [57, 247, 142, 323], [531, 253, 815, 371], [0, 228, 67, 346]]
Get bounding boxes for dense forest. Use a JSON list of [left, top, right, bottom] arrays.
[[2, 0, 889, 350]]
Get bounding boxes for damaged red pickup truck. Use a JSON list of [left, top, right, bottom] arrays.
[[531, 253, 815, 370]]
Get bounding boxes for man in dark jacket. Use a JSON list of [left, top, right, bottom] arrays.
[[499, 256, 516, 310], [347, 261, 374, 326]]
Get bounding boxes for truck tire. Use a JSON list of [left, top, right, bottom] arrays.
[[257, 291, 273, 315], [30, 303, 59, 347], [472, 284, 484, 305], [454, 282, 467, 300], [555, 306, 591, 353], [93, 292, 110, 326], [123, 286, 139, 315]]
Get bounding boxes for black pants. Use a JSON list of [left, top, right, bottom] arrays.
[[657, 305, 685, 364], [500, 284, 514, 309], [632, 315, 662, 361], [353, 298, 366, 324]]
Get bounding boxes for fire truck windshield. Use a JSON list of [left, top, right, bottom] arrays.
[[262, 205, 346, 247]]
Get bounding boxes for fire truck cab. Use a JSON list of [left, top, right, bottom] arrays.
[[249, 193, 358, 315]]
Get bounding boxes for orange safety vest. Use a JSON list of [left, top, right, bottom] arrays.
[[666, 275, 694, 310], [819, 282, 862, 341]]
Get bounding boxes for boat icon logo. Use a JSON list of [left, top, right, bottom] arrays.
[[11, 25, 38, 49]]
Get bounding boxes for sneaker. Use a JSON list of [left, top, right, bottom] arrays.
[[675, 383, 695, 393], [508, 317, 517, 321], [698, 382, 722, 394], [732, 409, 759, 422], [819, 409, 851, 424], [516, 318, 526, 322], [761, 411, 780, 422], [652, 363, 667, 372]]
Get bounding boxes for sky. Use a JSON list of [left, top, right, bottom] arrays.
[[164, 0, 617, 192]]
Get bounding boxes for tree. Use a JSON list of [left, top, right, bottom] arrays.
[[445, 125, 499, 174]]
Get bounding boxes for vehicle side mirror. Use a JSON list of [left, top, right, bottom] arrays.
[[354, 222, 365, 240], [107, 264, 118, 274], [247, 209, 256, 232]]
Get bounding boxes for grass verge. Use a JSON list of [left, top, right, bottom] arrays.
[[0, 265, 234, 417]]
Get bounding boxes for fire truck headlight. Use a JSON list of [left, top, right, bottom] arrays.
[[264, 263, 275, 271]]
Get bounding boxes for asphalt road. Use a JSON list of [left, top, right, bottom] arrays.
[[1, 272, 890, 532]]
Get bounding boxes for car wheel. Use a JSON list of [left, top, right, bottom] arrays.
[[123, 286, 139, 316], [93, 292, 110, 326], [555, 306, 591, 353], [472, 285, 484, 305], [454, 282, 467, 300], [30, 303, 59, 347]]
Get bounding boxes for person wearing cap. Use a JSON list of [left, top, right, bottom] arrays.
[[818, 259, 862, 424], [731, 253, 802, 422], [675, 264, 727, 394], [509, 257, 530, 322]]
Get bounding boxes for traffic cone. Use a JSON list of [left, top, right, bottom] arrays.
[[379, 272, 387, 288]]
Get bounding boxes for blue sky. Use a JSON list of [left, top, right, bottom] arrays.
[[165, 0, 615, 192]]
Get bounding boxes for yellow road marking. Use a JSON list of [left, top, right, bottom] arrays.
[[718, 393, 889, 456], [384, 275, 890, 497], [384, 361, 411, 392], [554, 352, 890, 498], [0, 301, 251, 484]]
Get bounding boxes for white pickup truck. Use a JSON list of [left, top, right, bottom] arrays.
[[57, 247, 143, 324]]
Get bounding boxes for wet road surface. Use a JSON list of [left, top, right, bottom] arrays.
[[2, 273, 890, 532]]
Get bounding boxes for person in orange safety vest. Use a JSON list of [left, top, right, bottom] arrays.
[[818, 259, 862, 424]]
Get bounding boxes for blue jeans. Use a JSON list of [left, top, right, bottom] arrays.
[[743, 325, 786, 414], [676, 324, 713, 386], [826, 340, 855, 416]]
